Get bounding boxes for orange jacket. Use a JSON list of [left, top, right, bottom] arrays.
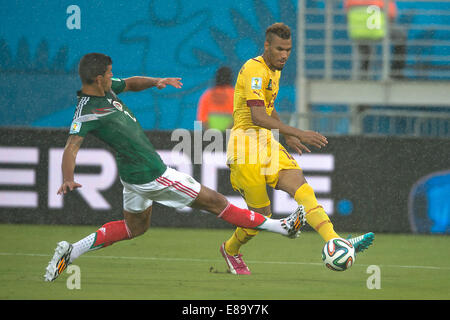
[[197, 85, 234, 122], [344, 0, 397, 19]]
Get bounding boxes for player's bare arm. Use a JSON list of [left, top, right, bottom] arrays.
[[270, 108, 307, 155], [57, 135, 84, 195], [251, 105, 328, 154], [123, 77, 183, 92]]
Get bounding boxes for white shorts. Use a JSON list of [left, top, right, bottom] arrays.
[[121, 167, 201, 213]]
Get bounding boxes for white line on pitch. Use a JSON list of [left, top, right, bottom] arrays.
[[1, 251, 449, 271]]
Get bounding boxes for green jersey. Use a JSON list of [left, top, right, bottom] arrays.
[[69, 78, 167, 184]]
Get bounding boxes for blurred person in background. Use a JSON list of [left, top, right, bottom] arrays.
[[344, 0, 406, 79], [197, 66, 235, 131]]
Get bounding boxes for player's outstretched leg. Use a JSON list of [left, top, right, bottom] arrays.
[[218, 203, 306, 238], [348, 232, 375, 253], [44, 241, 73, 282]]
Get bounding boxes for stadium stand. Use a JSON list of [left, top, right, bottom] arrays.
[[285, 0, 450, 137]]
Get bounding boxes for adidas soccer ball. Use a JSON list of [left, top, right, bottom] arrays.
[[321, 238, 355, 271]]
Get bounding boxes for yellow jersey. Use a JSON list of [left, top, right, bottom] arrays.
[[232, 55, 281, 131], [227, 56, 282, 166]]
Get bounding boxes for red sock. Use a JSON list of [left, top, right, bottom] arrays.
[[218, 203, 267, 229], [92, 220, 132, 249]]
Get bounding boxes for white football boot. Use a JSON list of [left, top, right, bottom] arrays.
[[281, 205, 307, 238], [44, 241, 73, 282]]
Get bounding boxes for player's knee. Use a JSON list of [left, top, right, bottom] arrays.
[[277, 169, 307, 197], [192, 185, 228, 215]]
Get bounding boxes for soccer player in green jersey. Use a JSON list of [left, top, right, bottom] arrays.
[[44, 53, 306, 281]]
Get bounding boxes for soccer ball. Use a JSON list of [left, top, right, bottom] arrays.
[[321, 238, 355, 271]]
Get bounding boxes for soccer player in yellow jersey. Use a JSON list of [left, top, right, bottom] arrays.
[[220, 23, 374, 275]]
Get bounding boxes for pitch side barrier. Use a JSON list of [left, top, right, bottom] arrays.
[[0, 127, 448, 234]]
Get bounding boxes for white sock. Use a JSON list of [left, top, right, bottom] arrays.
[[69, 233, 96, 263], [257, 218, 288, 236]]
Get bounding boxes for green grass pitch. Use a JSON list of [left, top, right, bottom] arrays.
[[0, 223, 449, 300]]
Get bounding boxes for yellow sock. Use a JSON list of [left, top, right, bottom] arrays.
[[225, 213, 272, 256], [294, 183, 339, 242]]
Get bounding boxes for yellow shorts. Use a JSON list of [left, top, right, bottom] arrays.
[[228, 141, 301, 208]]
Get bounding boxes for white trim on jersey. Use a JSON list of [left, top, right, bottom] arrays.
[[73, 109, 117, 123], [74, 96, 90, 120]]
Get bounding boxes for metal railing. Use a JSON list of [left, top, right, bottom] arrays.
[[294, 0, 450, 137], [280, 110, 450, 137], [297, 0, 450, 81]]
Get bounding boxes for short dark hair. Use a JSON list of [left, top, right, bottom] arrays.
[[215, 66, 233, 86], [78, 53, 112, 84], [265, 23, 291, 43]]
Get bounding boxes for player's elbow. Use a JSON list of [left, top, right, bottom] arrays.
[[251, 111, 265, 127]]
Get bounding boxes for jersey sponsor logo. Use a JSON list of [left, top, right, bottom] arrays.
[[69, 121, 82, 134], [266, 79, 272, 91], [251, 77, 262, 90]]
